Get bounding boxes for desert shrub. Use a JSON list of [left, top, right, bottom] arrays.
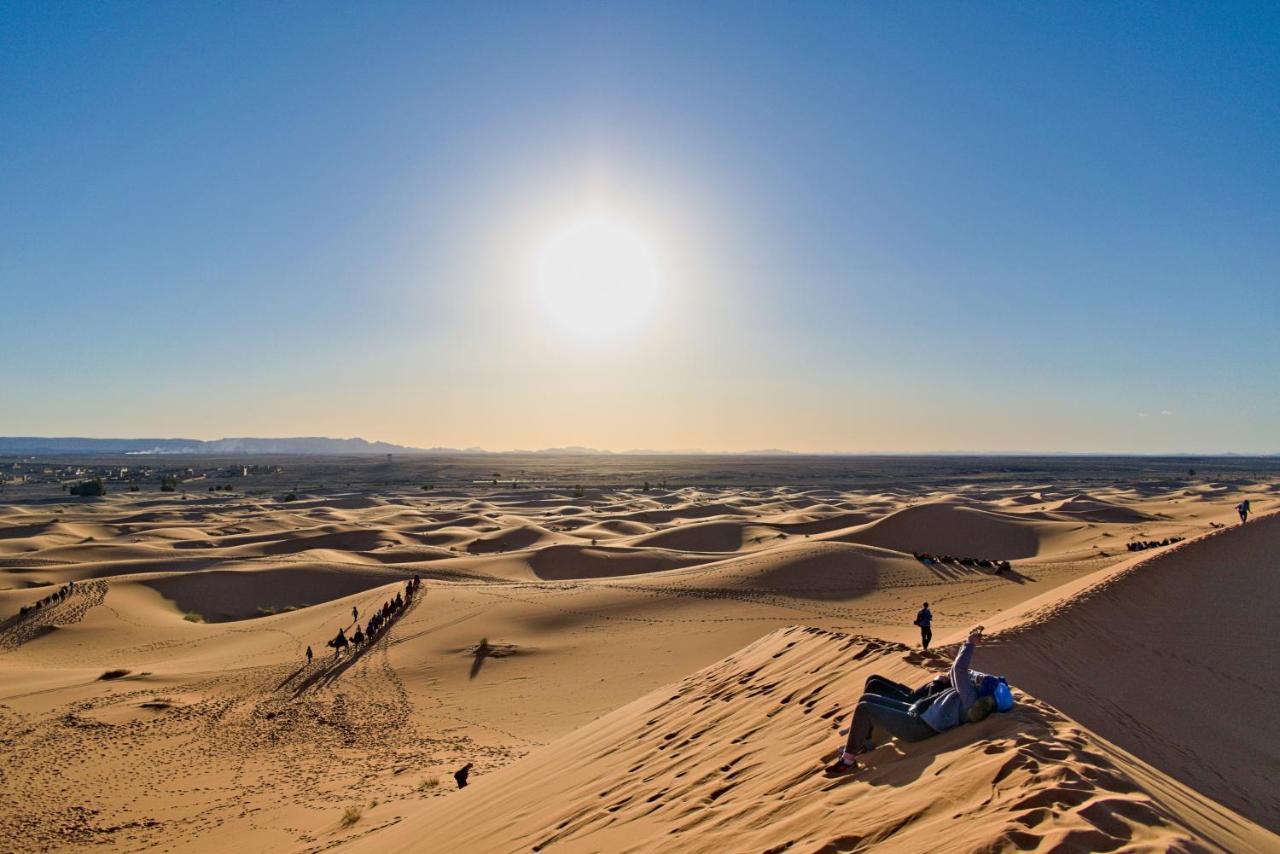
[[573, 484, 584, 498], [128, 483, 140, 492], [418, 777, 440, 792], [283, 492, 298, 502], [160, 475, 177, 492], [183, 612, 204, 623], [420, 483, 434, 491], [340, 806, 362, 827], [99, 669, 131, 680], [69, 479, 106, 497]]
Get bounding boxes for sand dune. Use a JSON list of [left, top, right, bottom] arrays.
[[141, 565, 410, 622], [624, 519, 775, 553], [526, 544, 706, 581], [346, 626, 1274, 853], [981, 512, 1280, 830], [1044, 494, 1160, 523], [1, 479, 1274, 851], [830, 498, 1085, 559]]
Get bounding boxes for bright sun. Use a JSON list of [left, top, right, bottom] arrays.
[[534, 214, 660, 342]]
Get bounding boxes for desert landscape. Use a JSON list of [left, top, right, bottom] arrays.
[[2, 455, 1278, 852], [7, 4, 1279, 852]]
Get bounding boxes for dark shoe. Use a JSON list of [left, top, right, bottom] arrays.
[[823, 755, 859, 776]]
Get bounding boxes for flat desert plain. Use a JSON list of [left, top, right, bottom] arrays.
[[2, 457, 1278, 853]]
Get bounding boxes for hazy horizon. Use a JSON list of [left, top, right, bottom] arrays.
[[1, 433, 1275, 458], [4, 4, 1278, 453]]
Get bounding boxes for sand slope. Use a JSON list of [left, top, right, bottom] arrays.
[[340, 517, 1280, 853], [980, 513, 1280, 831], [1, 481, 1274, 851], [344, 626, 1274, 853], [830, 499, 1087, 560]]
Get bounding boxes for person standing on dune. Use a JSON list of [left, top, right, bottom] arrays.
[[914, 602, 933, 650], [1237, 500, 1251, 525], [306, 645, 313, 665]]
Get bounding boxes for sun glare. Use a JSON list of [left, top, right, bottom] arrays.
[[534, 214, 661, 342]]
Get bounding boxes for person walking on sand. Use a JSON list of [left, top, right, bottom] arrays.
[[352, 605, 359, 624], [914, 602, 933, 650], [306, 645, 313, 665], [1237, 500, 1251, 525]]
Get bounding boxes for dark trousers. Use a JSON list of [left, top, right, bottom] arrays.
[[843, 695, 937, 754], [863, 675, 915, 702], [864, 674, 946, 704], [920, 625, 932, 649]]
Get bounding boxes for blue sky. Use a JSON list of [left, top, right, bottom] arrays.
[[2, 2, 1277, 452]]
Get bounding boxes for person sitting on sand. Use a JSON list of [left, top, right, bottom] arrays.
[[824, 626, 1012, 775], [1237, 500, 1251, 525], [454, 763, 473, 789]]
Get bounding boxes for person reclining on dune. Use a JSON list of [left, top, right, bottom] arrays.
[[860, 666, 996, 706], [824, 627, 1013, 775]]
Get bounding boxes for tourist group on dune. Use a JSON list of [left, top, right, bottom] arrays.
[[911, 552, 1013, 574], [14, 579, 78, 618], [305, 575, 422, 664]]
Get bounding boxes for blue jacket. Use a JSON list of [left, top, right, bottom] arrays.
[[915, 608, 932, 627], [919, 641, 978, 733]]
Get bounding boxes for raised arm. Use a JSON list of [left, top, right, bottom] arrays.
[[951, 627, 983, 707]]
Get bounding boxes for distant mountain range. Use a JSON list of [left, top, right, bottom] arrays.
[[0, 436, 432, 455], [0, 438, 1272, 457], [0, 437, 796, 456]]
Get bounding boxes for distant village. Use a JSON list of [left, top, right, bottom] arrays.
[[0, 461, 283, 493]]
